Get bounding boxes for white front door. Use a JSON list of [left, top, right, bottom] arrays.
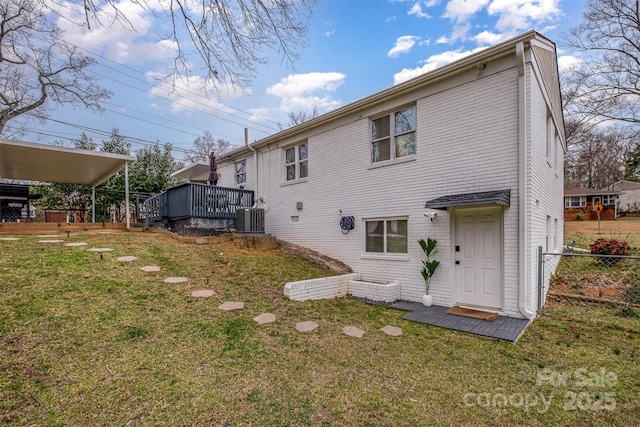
[[454, 207, 503, 310]]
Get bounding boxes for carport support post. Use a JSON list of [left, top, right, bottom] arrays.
[[125, 161, 130, 229], [91, 187, 96, 223]]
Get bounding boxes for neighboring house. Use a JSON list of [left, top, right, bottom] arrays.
[[602, 180, 640, 214], [564, 188, 618, 221], [212, 31, 565, 320]]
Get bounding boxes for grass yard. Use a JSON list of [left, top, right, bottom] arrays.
[[1, 233, 639, 426], [565, 217, 640, 251]]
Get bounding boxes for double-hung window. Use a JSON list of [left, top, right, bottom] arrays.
[[564, 196, 586, 208], [371, 105, 416, 163], [365, 218, 408, 254], [285, 142, 308, 182], [235, 160, 246, 185]]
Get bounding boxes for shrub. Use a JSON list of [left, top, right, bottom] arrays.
[[575, 213, 585, 221], [590, 238, 631, 266]]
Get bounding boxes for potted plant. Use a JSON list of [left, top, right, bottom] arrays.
[[418, 238, 440, 306]]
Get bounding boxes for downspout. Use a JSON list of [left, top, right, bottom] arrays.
[[125, 161, 131, 229], [245, 128, 259, 207], [517, 41, 535, 319]]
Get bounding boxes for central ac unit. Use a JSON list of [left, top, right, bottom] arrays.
[[235, 208, 265, 233]]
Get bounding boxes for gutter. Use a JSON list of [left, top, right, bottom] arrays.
[[517, 41, 535, 320], [245, 128, 260, 206]]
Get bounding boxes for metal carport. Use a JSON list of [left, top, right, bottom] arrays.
[[0, 138, 135, 228]]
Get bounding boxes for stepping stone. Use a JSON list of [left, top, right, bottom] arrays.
[[117, 256, 138, 262], [0, 237, 20, 241], [253, 313, 276, 325], [140, 266, 161, 272], [164, 277, 188, 284], [343, 326, 365, 338], [381, 325, 403, 337], [191, 289, 215, 298], [64, 242, 87, 247], [295, 321, 318, 332], [218, 301, 244, 311], [39, 239, 64, 243], [87, 248, 114, 252]]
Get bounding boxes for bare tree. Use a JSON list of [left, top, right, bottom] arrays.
[[184, 131, 233, 164], [0, 0, 110, 135], [565, 0, 640, 124], [278, 107, 319, 130], [564, 121, 634, 188], [43, 0, 317, 88]]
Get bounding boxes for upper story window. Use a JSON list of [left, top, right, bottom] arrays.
[[235, 160, 246, 185], [285, 142, 308, 182], [365, 218, 408, 254], [564, 196, 586, 208], [371, 105, 416, 163]]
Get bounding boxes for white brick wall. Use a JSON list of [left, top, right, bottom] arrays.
[[218, 39, 563, 319]]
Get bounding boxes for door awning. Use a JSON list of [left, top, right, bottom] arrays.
[[424, 189, 511, 210]]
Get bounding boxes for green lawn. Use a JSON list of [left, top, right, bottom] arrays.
[[1, 233, 638, 426]]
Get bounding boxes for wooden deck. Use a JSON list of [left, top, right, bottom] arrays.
[[144, 183, 254, 229]]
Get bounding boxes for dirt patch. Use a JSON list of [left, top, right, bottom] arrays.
[[565, 218, 640, 235], [551, 274, 630, 300]]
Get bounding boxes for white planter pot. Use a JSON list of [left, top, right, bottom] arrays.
[[422, 294, 433, 307]]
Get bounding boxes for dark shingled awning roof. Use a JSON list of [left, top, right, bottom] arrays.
[[425, 189, 511, 210]]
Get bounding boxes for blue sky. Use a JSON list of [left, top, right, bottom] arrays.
[[17, 0, 587, 161]]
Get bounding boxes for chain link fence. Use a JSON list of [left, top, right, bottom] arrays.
[[542, 250, 640, 318]]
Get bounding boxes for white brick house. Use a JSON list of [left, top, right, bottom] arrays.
[[214, 31, 565, 319]]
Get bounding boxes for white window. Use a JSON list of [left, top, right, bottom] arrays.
[[602, 195, 616, 205], [546, 111, 555, 168], [365, 218, 408, 254], [285, 142, 308, 182], [564, 196, 586, 208], [546, 215, 551, 252], [235, 160, 246, 185], [371, 105, 416, 163]]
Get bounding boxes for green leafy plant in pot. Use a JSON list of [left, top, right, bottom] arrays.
[[418, 238, 440, 306]]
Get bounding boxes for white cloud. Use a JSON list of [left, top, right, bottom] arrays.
[[436, 35, 450, 44], [267, 72, 346, 113], [424, 0, 441, 6], [53, 0, 176, 65], [444, 0, 490, 23], [388, 36, 421, 57], [146, 72, 242, 117], [472, 30, 511, 45], [488, 0, 561, 32], [557, 55, 582, 73], [408, 2, 431, 18], [393, 46, 488, 84]]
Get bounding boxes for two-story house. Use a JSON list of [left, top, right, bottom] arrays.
[[210, 30, 565, 320]]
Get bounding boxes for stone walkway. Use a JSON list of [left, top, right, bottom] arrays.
[[25, 235, 407, 340]]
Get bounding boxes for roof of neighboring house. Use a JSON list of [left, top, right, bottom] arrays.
[[601, 180, 640, 192], [564, 188, 618, 196], [219, 30, 561, 163]]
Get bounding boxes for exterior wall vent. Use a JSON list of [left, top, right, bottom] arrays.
[[235, 208, 265, 233]]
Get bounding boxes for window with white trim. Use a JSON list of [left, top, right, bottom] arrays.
[[235, 160, 246, 184], [365, 218, 408, 254], [602, 195, 616, 205], [371, 105, 416, 163], [284, 142, 308, 182], [546, 111, 556, 168], [564, 196, 586, 208]]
